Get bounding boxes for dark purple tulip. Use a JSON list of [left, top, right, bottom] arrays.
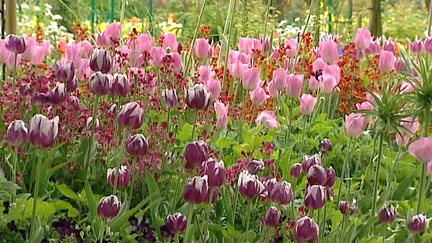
[[167, 213, 187, 233], [200, 159, 226, 187], [162, 89, 178, 108], [89, 49, 112, 74], [118, 102, 144, 129], [111, 73, 130, 96], [184, 140, 209, 170], [294, 217, 319, 243], [48, 83, 67, 105], [304, 185, 326, 209], [19, 83, 32, 96], [66, 76, 78, 93], [270, 181, 293, 205], [7, 120, 28, 146], [5, 34, 27, 54], [90, 72, 110, 95], [205, 187, 221, 203], [394, 58, 405, 73], [302, 154, 321, 172], [339, 200, 356, 216], [33, 93, 49, 105], [125, 134, 148, 156], [325, 167, 336, 187], [307, 165, 327, 186], [185, 84, 212, 110], [107, 166, 131, 188], [238, 171, 265, 198], [29, 114, 59, 148], [183, 175, 209, 204], [245, 159, 265, 175], [318, 139, 333, 155], [56, 61, 75, 83], [264, 207, 280, 227], [379, 205, 397, 224], [264, 178, 277, 197], [408, 214, 427, 232], [290, 163, 302, 179], [97, 195, 121, 218]]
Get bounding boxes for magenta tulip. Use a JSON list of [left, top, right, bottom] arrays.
[[304, 185, 326, 209], [290, 163, 302, 179], [294, 217, 319, 243], [118, 102, 144, 129], [319, 139, 333, 155], [408, 214, 427, 232], [302, 154, 322, 172], [270, 181, 293, 205], [408, 37, 424, 54], [264, 207, 280, 227], [201, 159, 226, 187], [107, 166, 131, 188], [238, 170, 265, 198], [97, 195, 121, 218], [245, 159, 265, 175], [185, 84, 212, 110], [394, 58, 405, 73], [89, 49, 112, 74], [111, 73, 130, 96], [126, 134, 148, 156], [379, 205, 397, 224], [325, 166, 336, 187], [90, 72, 111, 95], [339, 200, 356, 216], [425, 36, 432, 53], [307, 165, 327, 186], [184, 140, 209, 170], [163, 89, 178, 108], [183, 175, 209, 204], [5, 34, 27, 54], [167, 213, 187, 233]]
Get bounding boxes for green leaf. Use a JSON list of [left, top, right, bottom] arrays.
[[350, 216, 379, 241], [392, 169, 417, 200], [227, 224, 242, 239], [56, 184, 80, 201], [221, 187, 233, 224], [215, 137, 237, 149], [31, 219, 44, 243], [145, 171, 163, 230], [52, 200, 79, 217], [178, 123, 193, 142], [84, 180, 99, 232]]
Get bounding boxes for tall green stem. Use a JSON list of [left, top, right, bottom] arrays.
[[371, 132, 384, 217], [428, 0, 432, 36], [262, 0, 271, 53], [417, 106, 430, 213], [133, 74, 139, 101], [191, 110, 199, 141], [231, 185, 240, 226], [29, 153, 43, 241], [218, 0, 233, 67], [336, 138, 353, 204], [84, 95, 100, 179], [222, 0, 237, 91], [184, 203, 195, 243], [99, 222, 105, 243], [326, 94, 332, 119], [11, 148, 18, 204], [170, 161, 186, 214], [321, 200, 327, 240], [12, 53, 17, 96], [244, 200, 252, 242], [291, 179, 296, 219], [204, 187, 214, 237], [237, 97, 248, 142]]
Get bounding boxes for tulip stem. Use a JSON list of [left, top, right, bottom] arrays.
[[175, 233, 179, 243], [244, 200, 252, 242], [291, 179, 296, 219], [418, 106, 431, 214], [300, 115, 308, 153], [237, 95, 248, 142], [231, 185, 240, 226], [336, 138, 353, 205], [12, 53, 17, 96], [184, 203, 194, 243], [222, 0, 237, 92], [382, 225, 386, 243], [371, 131, 384, 218], [29, 153, 43, 242], [84, 95, 100, 179], [204, 187, 214, 237], [11, 147, 18, 204], [321, 199, 327, 240], [326, 94, 332, 119], [133, 74, 138, 101], [127, 158, 138, 207], [99, 220, 105, 243], [317, 208, 321, 243], [339, 215, 347, 242], [262, 0, 271, 53], [385, 148, 400, 202], [191, 109, 199, 141]]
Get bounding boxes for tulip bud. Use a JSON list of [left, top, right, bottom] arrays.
[[304, 185, 326, 209], [198, 65, 215, 82], [425, 36, 432, 53], [300, 94, 317, 115], [111, 73, 130, 96], [183, 175, 209, 204], [290, 163, 302, 178], [408, 137, 432, 164], [97, 195, 121, 218], [194, 38, 212, 60], [354, 28, 371, 50], [56, 61, 75, 84], [201, 159, 226, 187], [286, 74, 304, 99], [394, 58, 405, 73], [107, 166, 131, 188], [318, 139, 333, 155], [48, 83, 68, 105], [250, 84, 269, 106], [270, 181, 293, 205], [245, 159, 265, 175], [366, 39, 380, 55], [408, 214, 427, 233], [167, 213, 187, 233], [264, 207, 280, 227], [307, 165, 327, 186], [325, 167, 336, 187], [86, 117, 100, 129], [238, 170, 265, 198], [294, 217, 319, 243], [264, 178, 277, 197], [89, 49, 112, 73], [228, 61, 246, 79], [345, 113, 366, 137], [19, 83, 32, 96], [255, 111, 280, 130], [203, 79, 221, 101], [309, 76, 320, 91], [379, 205, 397, 224], [320, 73, 337, 94], [339, 200, 356, 216], [170, 52, 183, 73], [302, 155, 322, 172], [162, 89, 178, 108], [126, 134, 148, 156], [378, 50, 395, 73], [118, 102, 145, 129], [7, 120, 28, 147], [185, 84, 212, 110], [90, 72, 111, 95], [272, 68, 287, 91], [319, 41, 339, 65], [29, 114, 59, 148], [242, 67, 260, 91], [408, 37, 424, 54], [5, 34, 27, 54], [216, 114, 228, 130], [184, 140, 209, 169]]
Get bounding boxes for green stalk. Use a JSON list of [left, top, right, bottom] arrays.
[[417, 106, 430, 213], [317, 208, 321, 243], [231, 185, 240, 225], [11, 148, 18, 204], [12, 53, 17, 96], [99, 220, 105, 243], [204, 187, 215, 237], [291, 179, 296, 219], [127, 158, 138, 207], [184, 203, 195, 243], [428, 0, 432, 36], [119, 0, 126, 43], [84, 95, 100, 179], [336, 138, 353, 205], [326, 94, 332, 119], [133, 74, 138, 101], [184, 0, 208, 78], [191, 109, 199, 141], [244, 200, 252, 242], [339, 215, 347, 242], [382, 225, 386, 243], [170, 161, 186, 214], [385, 148, 400, 201], [222, 0, 237, 91], [237, 96, 248, 142], [321, 200, 327, 240], [262, 0, 271, 53], [175, 233, 179, 243], [218, 0, 233, 67], [371, 132, 384, 217], [300, 116, 308, 153], [29, 153, 43, 241]]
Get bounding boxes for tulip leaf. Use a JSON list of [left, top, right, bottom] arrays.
[[178, 123, 193, 142], [84, 180, 100, 233], [56, 184, 80, 201], [392, 169, 417, 200], [145, 171, 163, 232], [350, 216, 378, 241], [215, 137, 236, 149]]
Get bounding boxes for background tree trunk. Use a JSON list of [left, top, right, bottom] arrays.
[[368, 0, 382, 37], [5, 0, 17, 34]]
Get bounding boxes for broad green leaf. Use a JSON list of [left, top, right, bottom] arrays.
[[56, 184, 80, 201], [84, 180, 100, 233], [52, 200, 79, 217], [392, 169, 417, 200], [227, 224, 242, 239], [215, 137, 237, 149], [178, 123, 193, 142], [145, 171, 163, 230]]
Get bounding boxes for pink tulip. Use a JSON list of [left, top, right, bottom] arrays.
[[427, 162, 432, 176], [65, 43, 83, 69], [216, 114, 228, 130], [81, 40, 93, 58], [237, 53, 251, 65], [22, 36, 36, 61], [378, 51, 395, 72], [76, 59, 93, 79], [163, 33, 178, 52], [272, 68, 287, 91], [382, 37, 396, 55], [6, 53, 21, 71], [250, 83, 269, 105], [255, 110, 280, 129], [300, 94, 318, 115], [194, 38, 212, 60], [323, 64, 341, 83], [284, 58, 295, 71], [408, 36, 424, 54], [309, 76, 320, 90], [228, 50, 239, 64], [228, 61, 246, 79], [199, 65, 215, 82], [214, 100, 229, 117], [409, 137, 432, 163], [242, 67, 260, 91], [0, 40, 8, 63], [319, 41, 339, 65], [345, 113, 366, 137], [286, 74, 304, 99], [425, 36, 432, 53], [396, 117, 420, 147], [150, 47, 167, 68], [138, 34, 154, 52], [354, 28, 371, 50], [285, 39, 298, 58], [356, 101, 374, 124], [97, 31, 109, 47], [30, 46, 45, 65], [400, 81, 415, 94], [366, 39, 380, 55], [313, 58, 327, 72], [267, 81, 279, 98], [320, 73, 337, 94], [394, 58, 405, 73], [239, 38, 254, 55], [204, 79, 221, 101], [171, 52, 183, 73], [103, 23, 121, 44], [253, 39, 263, 53]]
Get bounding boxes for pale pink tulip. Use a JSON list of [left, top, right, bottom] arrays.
[[409, 138, 432, 163], [255, 110, 280, 129], [300, 94, 318, 115]]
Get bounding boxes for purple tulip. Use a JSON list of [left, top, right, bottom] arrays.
[[185, 84, 212, 110], [264, 207, 280, 227], [200, 159, 226, 187], [29, 114, 59, 148], [379, 205, 397, 224], [382, 37, 396, 55], [270, 181, 293, 205], [7, 120, 28, 147], [118, 102, 144, 129], [56, 60, 75, 84], [354, 28, 371, 50], [33, 93, 49, 105], [302, 154, 322, 172], [107, 166, 131, 188], [325, 167, 336, 187], [5, 34, 27, 54], [66, 76, 78, 93], [19, 83, 32, 96], [163, 89, 178, 108], [184, 140, 209, 169], [97, 195, 121, 218], [90, 72, 111, 95], [319, 139, 333, 155], [339, 200, 356, 216], [307, 165, 327, 186], [126, 134, 148, 156], [167, 213, 187, 233], [245, 159, 265, 175], [290, 163, 302, 179], [425, 36, 432, 53], [294, 217, 319, 243], [408, 37, 424, 54], [264, 178, 277, 197], [366, 39, 380, 55], [111, 73, 130, 96], [394, 58, 405, 73], [48, 83, 68, 105], [238, 170, 265, 198], [183, 175, 209, 204], [408, 214, 427, 233], [304, 185, 326, 209], [89, 49, 112, 74]]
